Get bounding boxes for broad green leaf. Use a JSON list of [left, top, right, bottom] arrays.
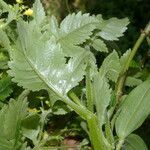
[[99, 18, 129, 41], [100, 50, 121, 82], [8, 20, 88, 96], [115, 80, 150, 139], [125, 76, 142, 87], [93, 72, 112, 126], [32, 0, 45, 25], [92, 38, 108, 53], [124, 134, 148, 150], [0, 76, 12, 100]]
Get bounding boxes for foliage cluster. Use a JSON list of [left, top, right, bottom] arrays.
[[0, 0, 150, 149]]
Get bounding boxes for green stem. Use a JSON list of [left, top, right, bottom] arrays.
[[87, 114, 104, 150], [105, 118, 115, 149], [68, 91, 83, 106], [63, 96, 90, 119], [116, 139, 124, 150], [116, 22, 150, 103], [86, 64, 94, 112], [63, 94, 106, 150]]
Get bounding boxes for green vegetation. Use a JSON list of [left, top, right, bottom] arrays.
[[0, 0, 149, 149]]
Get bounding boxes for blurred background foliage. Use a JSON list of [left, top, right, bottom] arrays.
[[3, 0, 150, 148]]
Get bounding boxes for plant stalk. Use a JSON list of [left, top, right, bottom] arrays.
[[87, 114, 105, 150], [86, 64, 94, 112], [116, 139, 124, 150], [116, 22, 150, 103], [63, 95, 106, 150], [68, 91, 83, 106]]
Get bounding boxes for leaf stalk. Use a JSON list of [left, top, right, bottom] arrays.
[[116, 22, 150, 103]]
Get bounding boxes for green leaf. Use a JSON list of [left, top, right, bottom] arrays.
[[22, 113, 40, 144], [52, 101, 71, 115], [49, 15, 60, 38], [0, 29, 11, 50], [120, 49, 131, 71], [92, 38, 108, 53], [0, 52, 9, 69], [0, 1, 19, 25], [32, 0, 45, 25], [93, 72, 112, 126], [0, 97, 28, 149], [4, 98, 28, 140], [124, 134, 148, 150], [8, 20, 88, 96], [99, 18, 129, 41], [0, 76, 12, 100], [0, 138, 14, 150], [125, 76, 142, 87], [100, 50, 121, 82], [115, 80, 150, 139], [0, 0, 10, 13], [57, 12, 98, 56], [59, 12, 98, 44]]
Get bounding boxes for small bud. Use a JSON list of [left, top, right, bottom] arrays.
[[28, 108, 38, 113], [16, 0, 23, 4], [24, 8, 33, 16]]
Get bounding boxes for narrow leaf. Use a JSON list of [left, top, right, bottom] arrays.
[[93, 72, 112, 126], [100, 50, 121, 82], [115, 80, 150, 139], [124, 134, 148, 150]]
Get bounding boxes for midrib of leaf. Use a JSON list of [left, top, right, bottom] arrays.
[[20, 46, 89, 119], [121, 87, 150, 138], [21, 47, 63, 99], [58, 22, 97, 43]]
